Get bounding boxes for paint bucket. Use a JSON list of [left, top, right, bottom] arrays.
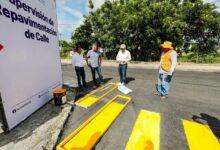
[[52, 89, 67, 105]]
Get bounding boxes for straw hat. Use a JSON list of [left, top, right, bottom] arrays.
[[160, 41, 173, 50]]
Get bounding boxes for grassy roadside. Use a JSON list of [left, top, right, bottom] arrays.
[[60, 51, 220, 64], [178, 52, 220, 64]]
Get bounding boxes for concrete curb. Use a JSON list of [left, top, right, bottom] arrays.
[[29, 104, 73, 150], [45, 104, 72, 150]]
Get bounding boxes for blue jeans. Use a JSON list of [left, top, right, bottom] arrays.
[[118, 64, 127, 84], [156, 73, 173, 96], [90, 66, 103, 86]]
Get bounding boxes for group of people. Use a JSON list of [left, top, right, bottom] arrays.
[[71, 41, 177, 99], [72, 42, 104, 89]]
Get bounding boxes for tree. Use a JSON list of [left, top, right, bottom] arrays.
[[59, 40, 72, 58], [71, 19, 93, 50], [182, 0, 220, 62], [88, 0, 94, 12], [71, 0, 220, 61]]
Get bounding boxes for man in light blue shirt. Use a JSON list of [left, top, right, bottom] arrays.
[[86, 42, 103, 87]]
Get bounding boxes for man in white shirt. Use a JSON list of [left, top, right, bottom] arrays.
[[116, 44, 131, 85], [72, 46, 86, 89], [86, 42, 103, 87], [155, 41, 177, 99]]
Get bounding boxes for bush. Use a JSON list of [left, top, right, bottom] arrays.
[[179, 52, 220, 64]]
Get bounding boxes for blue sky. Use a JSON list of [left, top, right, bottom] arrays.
[[56, 0, 220, 42], [56, 0, 105, 41]]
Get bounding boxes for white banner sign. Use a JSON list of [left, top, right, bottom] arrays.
[[0, 0, 62, 130]]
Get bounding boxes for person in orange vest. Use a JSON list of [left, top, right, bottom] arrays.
[[155, 41, 177, 99]]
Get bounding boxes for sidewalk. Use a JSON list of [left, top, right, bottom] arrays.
[[0, 90, 74, 150], [61, 59, 220, 72]]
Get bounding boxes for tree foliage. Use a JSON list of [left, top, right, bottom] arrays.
[[71, 0, 220, 61], [59, 40, 72, 58], [59, 40, 72, 52], [89, 0, 94, 10]]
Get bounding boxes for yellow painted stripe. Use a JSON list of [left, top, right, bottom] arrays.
[[75, 82, 117, 108], [125, 110, 161, 150], [57, 95, 131, 150], [183, 119, 220, 150]]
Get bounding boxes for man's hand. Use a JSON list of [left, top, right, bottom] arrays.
[[119, 61, 126, 64], [166, 75, 172, 82], [85, 57, 90, 67], [168, 71, 173, 76]]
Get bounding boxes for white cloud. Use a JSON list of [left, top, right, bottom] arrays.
[[93, 0, 106, 9], [59, 5, 84, 33], [61, 6, 83, 19], [57, 0, 85, 41]]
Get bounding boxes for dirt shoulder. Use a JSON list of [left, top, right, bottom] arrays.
[[61, 59, 220, 72]]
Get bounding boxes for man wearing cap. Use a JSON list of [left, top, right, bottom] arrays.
[[155, 41, 177, 99], [116, 44, 131, 85], [86, 42, 103, 88], [72, 46, 86, 89]]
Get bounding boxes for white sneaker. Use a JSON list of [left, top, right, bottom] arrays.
[[118, 82, 122, 86]]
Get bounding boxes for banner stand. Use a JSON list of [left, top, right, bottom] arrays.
[[0, 93, 9, 132], [0, 0, 62, 131]]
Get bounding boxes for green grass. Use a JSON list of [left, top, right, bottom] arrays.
[[179, 52, 220, 64]]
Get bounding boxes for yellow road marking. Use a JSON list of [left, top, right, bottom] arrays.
[[75, 82, 117, 108], [57, 95, 131, 150], [125, 110, 161, 150], [183, 119, 220, 150]]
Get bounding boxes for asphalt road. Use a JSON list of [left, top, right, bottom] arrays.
[[60, 64, 220, 150]]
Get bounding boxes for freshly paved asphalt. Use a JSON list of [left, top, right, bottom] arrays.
[[60, 64, 220, 150]]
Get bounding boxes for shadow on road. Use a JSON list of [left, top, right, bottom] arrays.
[[64, 78, 113, 103], [126, 77, 135, 84], [192, 113, 220, 139]]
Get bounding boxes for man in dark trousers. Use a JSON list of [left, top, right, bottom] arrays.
[[72, 46, 86, 89]]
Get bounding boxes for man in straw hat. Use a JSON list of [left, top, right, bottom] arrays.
[[116, 44, 131, 85], [155, 41, 177, 99]]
